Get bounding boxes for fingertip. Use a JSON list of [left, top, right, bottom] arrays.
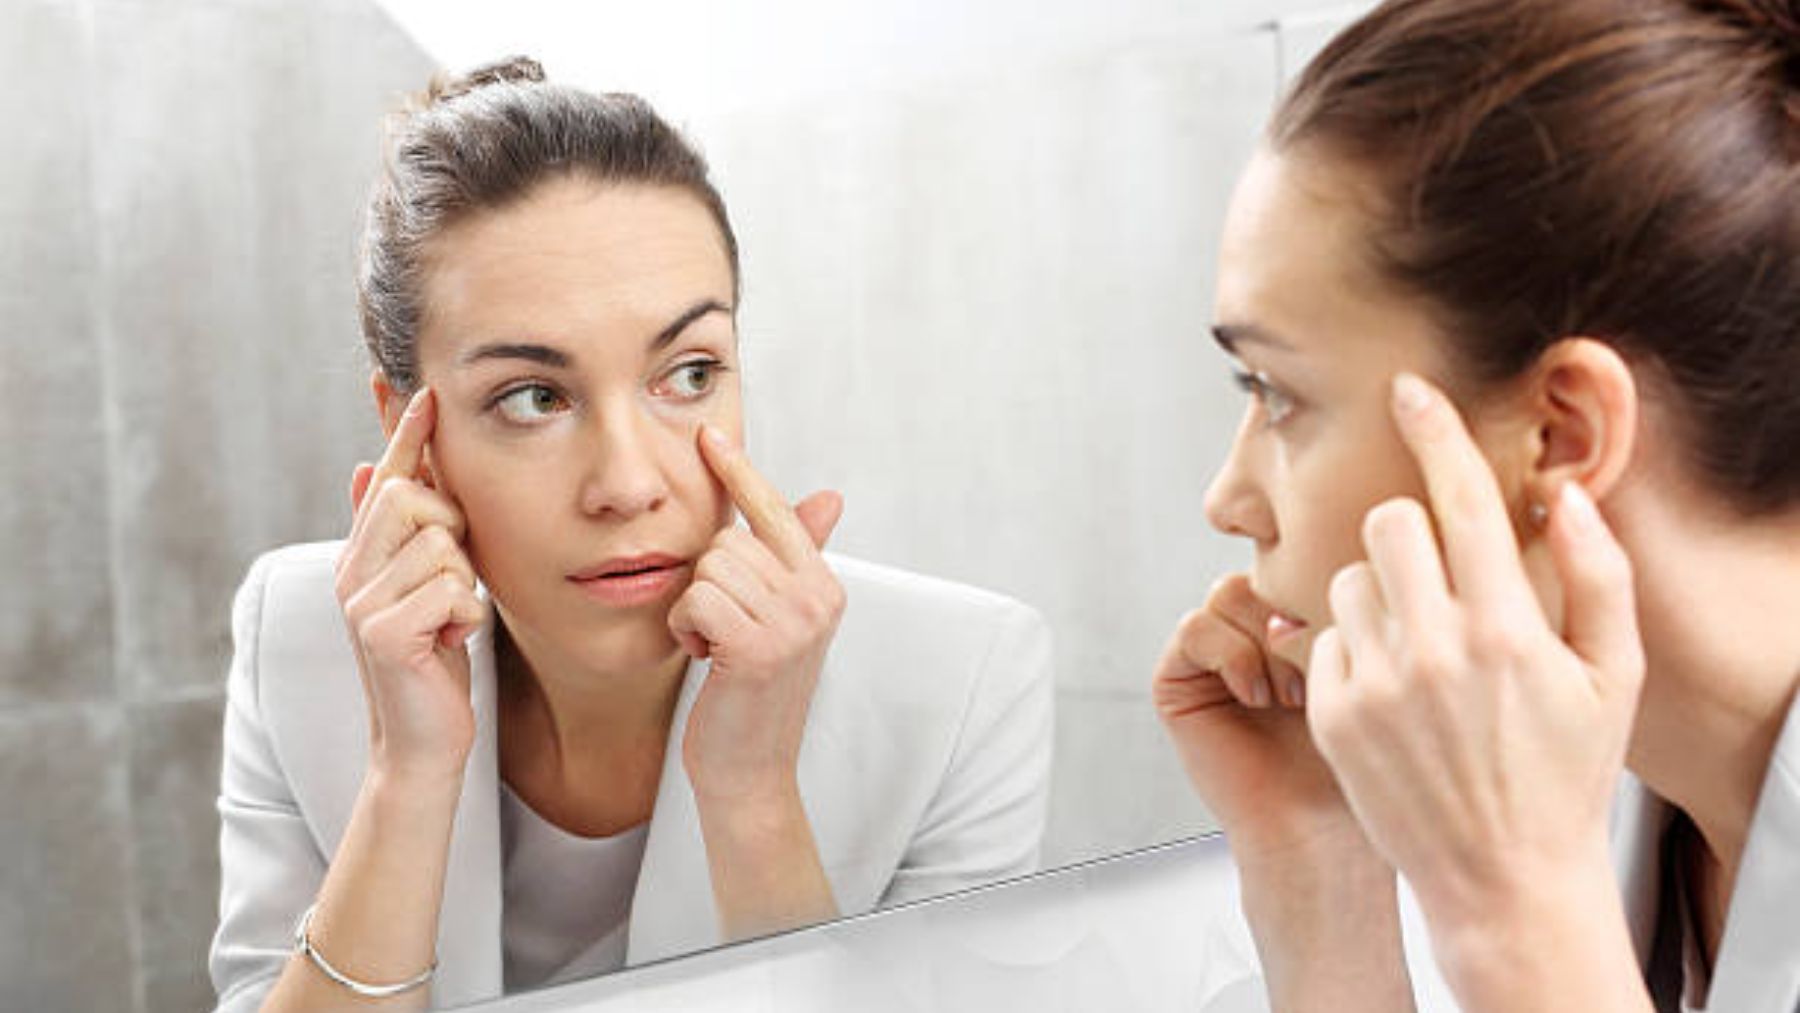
[[698, 422, 733, 455], [1391, 372, 1434, 421]]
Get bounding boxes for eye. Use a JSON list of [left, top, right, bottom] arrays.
[[655, 358, 727, 400], [491, 383, 570, 425], [1230, 367, 1297, 426]]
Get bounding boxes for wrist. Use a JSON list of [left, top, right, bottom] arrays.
[[363, 761, 466, 817], [1423, 846, 1642, 1009], [695, 779, 808, 848]]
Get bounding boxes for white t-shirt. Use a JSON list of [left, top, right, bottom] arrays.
[[499, 782, 650, 992]]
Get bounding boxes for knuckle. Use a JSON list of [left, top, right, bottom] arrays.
[[1177, 606, 1215, 639], [1463, 619, 1518, 666], [422, 523, 456, 556], [1397, 636, 1456, 682]]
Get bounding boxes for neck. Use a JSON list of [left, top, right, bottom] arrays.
[[1614, 484, 1800, 895], [494, 610, 689, 831]]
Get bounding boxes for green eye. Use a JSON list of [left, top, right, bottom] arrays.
[[661, 359, 724, 399], [493, 383, 569, 424]]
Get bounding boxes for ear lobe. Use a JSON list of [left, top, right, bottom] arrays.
[[1529, 338, 1638, 505]]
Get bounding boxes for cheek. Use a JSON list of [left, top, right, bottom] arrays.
[[1278, 428, 1419, 610]]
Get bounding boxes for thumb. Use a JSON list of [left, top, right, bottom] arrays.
[[794, 490, 845, 550], [1547, 481, 1644, 695]]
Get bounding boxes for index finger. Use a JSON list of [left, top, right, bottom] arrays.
[[1389, 373, 1534, 609], [372, 387, 436, 490], [698, 424, 819, 568]]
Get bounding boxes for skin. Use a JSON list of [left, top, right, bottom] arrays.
[[262, 178, 845, 1010], [1157, 146, 1800, 1010]]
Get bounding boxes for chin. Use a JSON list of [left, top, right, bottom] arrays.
[[567, 613, 684, 670]]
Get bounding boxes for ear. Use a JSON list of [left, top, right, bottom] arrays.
[[1520, 338, 1638, 509], [371, 369, 405, 442]]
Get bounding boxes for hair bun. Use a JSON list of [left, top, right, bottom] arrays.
[[425, 56, 547, 106]]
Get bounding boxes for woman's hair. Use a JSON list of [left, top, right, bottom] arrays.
[[1272, 0, 1800, 516], [358, 56, 739, 394]]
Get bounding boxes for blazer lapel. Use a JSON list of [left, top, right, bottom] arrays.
[[624, 658, 721, 966], [1706, 690, 1800, 1011], [431, 620, 504, 1005]]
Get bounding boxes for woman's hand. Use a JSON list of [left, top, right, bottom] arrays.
[[668, 424, 845, 939], [670, 424, 846, 806], [333, 387, 485, 784], [1154, 575, 1367, 861], [1156, 577, 1419, 1011], [1305, 374, 1649, 1008]]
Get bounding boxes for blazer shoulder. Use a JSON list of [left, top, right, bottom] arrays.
[[824, 552, 1044, 639], [819, 552, 1052, 715], [226, 539, 363, 762]]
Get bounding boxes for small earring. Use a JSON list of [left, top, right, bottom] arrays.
[[1527, 501, 1550, 529]]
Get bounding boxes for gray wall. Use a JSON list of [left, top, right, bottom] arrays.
[[0, 1, 432, 1010]]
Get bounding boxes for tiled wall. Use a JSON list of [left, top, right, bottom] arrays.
[[0, 2, 431, 1009]]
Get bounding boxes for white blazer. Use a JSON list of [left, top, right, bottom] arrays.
[[209, 541, 1055, 1011], [1613, 687, 1800, 1011]]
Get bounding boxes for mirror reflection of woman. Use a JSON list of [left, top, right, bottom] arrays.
[[1155, 0, 1800, 1009], [209, 59, 1054, 1012]]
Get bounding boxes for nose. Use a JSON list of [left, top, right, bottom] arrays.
[[577, 402, 670, 520], [1202, 411, 1275, 544]]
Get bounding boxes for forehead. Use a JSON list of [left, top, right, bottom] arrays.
[[1214, 147, 1442, 372], [416, 177, 735, 356]]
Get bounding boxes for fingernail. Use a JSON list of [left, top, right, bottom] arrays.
[[405, 388, 429, 415], [1393, 373, 1431, 416], [1287, 676, 1306, 708], [1560, 480, 1599, 533], [702, 424, 729, 449], [1251, 678, 1272, 709]]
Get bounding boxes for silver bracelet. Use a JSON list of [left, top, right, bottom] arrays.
[[293, 902, 437, 999]]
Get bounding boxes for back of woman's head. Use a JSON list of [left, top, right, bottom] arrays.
[[358, 56, 739, 395], [1273, 0, 1800, 516]]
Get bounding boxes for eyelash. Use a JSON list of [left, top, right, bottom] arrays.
[[483, 357, 731, 426], [1230, 367, 1297, 426]]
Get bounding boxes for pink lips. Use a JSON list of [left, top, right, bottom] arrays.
[[1266, 610, 1309, 646], [567, 553, 690, 607]]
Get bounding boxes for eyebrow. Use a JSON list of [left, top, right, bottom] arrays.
[[1210, 323, 1295, 355], [456, 298, 734, 368]]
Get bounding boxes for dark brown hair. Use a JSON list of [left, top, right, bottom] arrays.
[[1273, 0, 1800, 515], [357, 56, 739, 394]]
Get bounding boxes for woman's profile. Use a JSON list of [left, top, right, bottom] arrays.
[[208, 58, 1053, 1011], [1155, 0, 1800, 1008]]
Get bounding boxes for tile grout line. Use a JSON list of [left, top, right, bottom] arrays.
[[75, 0, 149, 1008]]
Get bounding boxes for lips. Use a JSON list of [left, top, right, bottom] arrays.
[[1266, 609, 1309, 646], [567, 553, 691, 607], [568, 553, 685, 581]]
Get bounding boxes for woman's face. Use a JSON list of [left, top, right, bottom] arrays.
[[1206, 147, 1529, 669], [404, 177, 740, 676]]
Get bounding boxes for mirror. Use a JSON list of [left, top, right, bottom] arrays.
[[0, 0, 1370, 1009]]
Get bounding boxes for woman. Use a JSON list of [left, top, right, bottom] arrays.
[[209, 59, 1054, 1011], [1154, 0, 1799, 1009]]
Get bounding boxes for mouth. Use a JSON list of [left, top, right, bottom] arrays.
[[1265, 608, 1309, 648], [567, 553, 691, 607], [1248, 577, 1310, 647]]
